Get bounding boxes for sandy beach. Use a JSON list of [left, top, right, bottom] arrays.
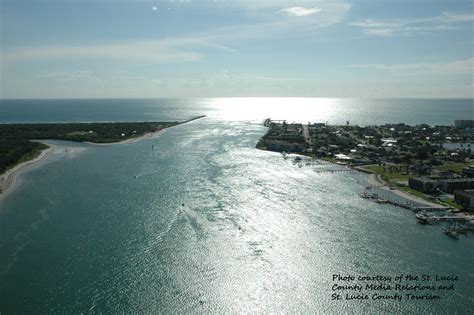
[[0, 142, 54, 198], [85, 115, 205, 146], [0, 116, 206, 198], [85, 128, 168, 146], [0, 133, 154, 199]]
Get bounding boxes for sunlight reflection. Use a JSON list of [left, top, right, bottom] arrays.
[[208, 97, 342, 123]]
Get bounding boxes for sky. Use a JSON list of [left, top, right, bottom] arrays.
[[0, 0, 473, 98]]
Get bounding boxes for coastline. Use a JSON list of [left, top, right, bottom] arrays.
[[367, 173, 447, 209], [85, 115, 206, 146], [84, 128, 167, 146], [0, 142, 54, 199], [0, 116, 206, 198]]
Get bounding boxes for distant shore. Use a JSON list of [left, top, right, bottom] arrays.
[[0, 115, 206, 198], [85, 115, 205, 146]]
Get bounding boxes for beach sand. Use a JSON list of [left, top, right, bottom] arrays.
[[0, 116, 207, 198], [0, 142, 89, 199], [85, 128, 167, 146], [0, 142, 54, 198]]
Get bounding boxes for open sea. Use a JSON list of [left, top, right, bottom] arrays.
[[0, 98, 473, 313]]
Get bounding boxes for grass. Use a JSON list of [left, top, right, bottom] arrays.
[[363, 164, 411, 185], [399, 186, 446, 206], [434, 161, 470, 173], [5, 143, 49, 173], [443, 199, 463, 210], [399, 186, 428, 198], [66, 131, 92, 136]]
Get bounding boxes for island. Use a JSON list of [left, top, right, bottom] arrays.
[[257, 118, 474, 238], [0, 116, 205, 195]]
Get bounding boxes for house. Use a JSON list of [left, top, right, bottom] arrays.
[[454, 120, 474, 129], [266, 140, 305, 153], [462, 166, 474, 178], [439, 178, 474, 193], [454, 190, 474, 211], [438, 171, 456, 179], [408, 178, 439, 193]]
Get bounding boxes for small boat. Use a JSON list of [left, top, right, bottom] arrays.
[[443, 228, 459, 240], [360, 192, 373, 199]]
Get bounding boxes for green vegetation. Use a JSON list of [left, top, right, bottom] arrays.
[[0, 122, 178, 143], [433, 161, 470, 173], [399, 186, 429, 199], [444, 198, 463, 210], [362, 164, 411, 185], [399, 186, 446, 206], [0, 139, 49, 174], [0, 120, 198, 176], [257, 121, 306, 151]]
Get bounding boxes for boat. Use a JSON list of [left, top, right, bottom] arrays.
[[443, 228, 459, 240], [360, 192, 373, 199]]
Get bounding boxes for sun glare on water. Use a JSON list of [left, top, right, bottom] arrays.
[[209, 97, 340, 123]]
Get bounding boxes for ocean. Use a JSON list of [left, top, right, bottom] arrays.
[[0, 98, 473, 313]]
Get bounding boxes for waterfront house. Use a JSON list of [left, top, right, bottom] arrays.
[[408, 177, 439, 193], [454, 190, 474, 211], [462, 166, 474, 178], [266, 140, 305, 153], [439, 178, 474, 193]]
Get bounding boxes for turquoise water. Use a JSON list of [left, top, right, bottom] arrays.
[[1, 97, 473, 125], [0, 99, 473, 313]]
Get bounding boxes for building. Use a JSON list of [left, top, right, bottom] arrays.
[[462, 166, 474, 178], [439, 178, 474, 193], [408, 178, 439, 193], [266, 140, 306, 153], [455, 120, 474, 128], [438, 171, 456, 179], [454, 190, 474, 211]]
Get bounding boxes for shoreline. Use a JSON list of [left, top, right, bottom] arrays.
[[0, 142, 54, 199], [85, 115, 206, 146], [367, 173, 447, 209], [0, 116, 206, 197], [84, 128, 167, 146]]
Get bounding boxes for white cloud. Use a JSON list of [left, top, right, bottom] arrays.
[[441, 11, 474, 22], [3, 40, 203, 64], [349, 11, 473, 37], [37, 71, 99, 81], [3, 1, 350, 64], [351, 58, 474, 75], [279, 7, 321, 17], [365, 29, 394, 37]]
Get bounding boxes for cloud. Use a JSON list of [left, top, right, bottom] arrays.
[[349, 11, 473, 37], [2, 1, 351, 64], [37, 70, 99, 81], [441, 11, 474, 22], [351, 58, 474, 75], [279, 7, 321, 17], [365, 29, 394, 37]]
